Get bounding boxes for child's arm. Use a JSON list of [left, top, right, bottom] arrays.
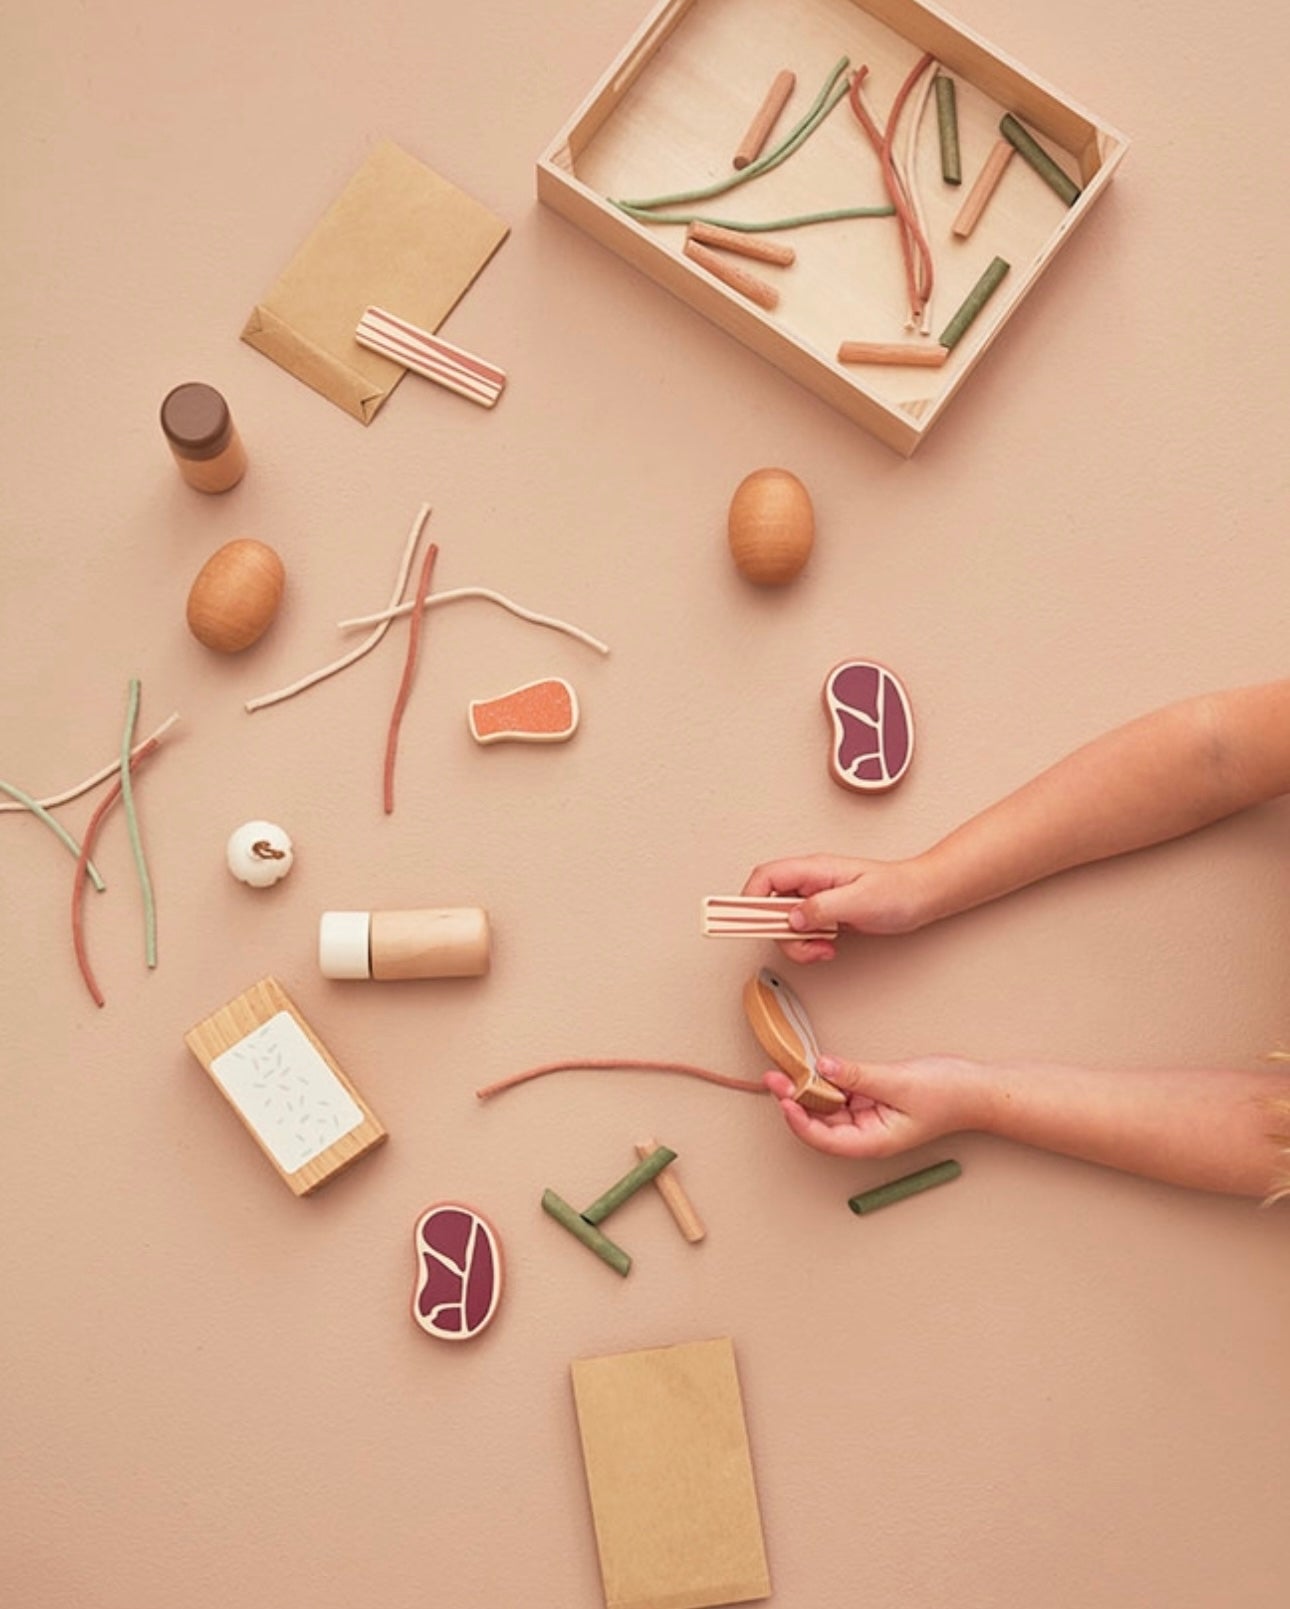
[[766, 1056, 1290, 1199], [745, 679, 1290, 959]]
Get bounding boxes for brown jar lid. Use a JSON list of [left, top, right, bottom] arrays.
[[160, 383, 233, 460]]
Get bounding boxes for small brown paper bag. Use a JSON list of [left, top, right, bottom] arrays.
[[241, 141, 509, 423], [571, 1337, 772, 1609]]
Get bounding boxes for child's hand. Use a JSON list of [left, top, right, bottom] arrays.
[[764, 1055, 983, 1158], [741, 853, 932, 963]]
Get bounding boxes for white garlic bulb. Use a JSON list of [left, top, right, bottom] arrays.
[[226, 820, 294, 887]]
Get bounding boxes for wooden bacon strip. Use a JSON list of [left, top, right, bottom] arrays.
[[702, 895, 836, 940], [356, 306, 506, 408]]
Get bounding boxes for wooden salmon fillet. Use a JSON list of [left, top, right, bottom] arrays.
[[468, 677, 579, 744]]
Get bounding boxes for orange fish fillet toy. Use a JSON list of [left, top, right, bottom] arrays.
[[468, 678, 579, 745]]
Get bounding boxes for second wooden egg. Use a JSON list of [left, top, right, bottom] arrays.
[[727, 467, 814, 585], [186, 538, 285, 653]]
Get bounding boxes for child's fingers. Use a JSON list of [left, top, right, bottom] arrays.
[[766, 1067, 874, 1117], [778, 1098, 890, 1157], [817, 1055, 863, 1091], [774, 936, 836, 965], [742, 856, 850, 899]]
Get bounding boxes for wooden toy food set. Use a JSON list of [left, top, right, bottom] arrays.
[[538, 0, 1127, 453], [7, 7, 1100, 1598]]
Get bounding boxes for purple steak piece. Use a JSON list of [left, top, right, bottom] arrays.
[[411, 1202, 504, 1342], [464, 1234, 497, 1331], [831, 662, 881, 718], [426, 1205, 473, 1266], [823, 659, 915, 792], [880, 676, 911, 777], [836, 709, 880, 771]]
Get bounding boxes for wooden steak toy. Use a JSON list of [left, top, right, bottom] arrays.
[[742, 968, 844, 1113], [411, 1202, 504, 1341], [823, 659, 914, 792]]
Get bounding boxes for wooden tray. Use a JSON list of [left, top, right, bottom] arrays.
[[537, 0, 1127, 454]]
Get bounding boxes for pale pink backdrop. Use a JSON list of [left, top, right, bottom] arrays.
[[3, 1, 1289, 1606]]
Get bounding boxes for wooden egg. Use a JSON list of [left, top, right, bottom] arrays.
[[186, 538, 285, 653], [727, 467, 814, 586]]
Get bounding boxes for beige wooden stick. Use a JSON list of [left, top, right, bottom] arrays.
[[952, 138, 1015, 239], [686, 221, 795, 266], [636, 1139, 706, 1243], [836, 342, 949, 367], [684, 239, 779, 311], [733, 69, 796, 169]]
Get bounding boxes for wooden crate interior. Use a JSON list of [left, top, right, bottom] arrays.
[[553, 0, 1116, 422]]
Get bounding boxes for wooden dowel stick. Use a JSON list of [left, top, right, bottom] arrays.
[[686, 221, 795, 266], [934, 75, 961, 184], [733, 70, 796, 169], [938, 256, 1010, 350], [581, 1147, 677, 1226], [683, 240, 780, 310], [837, 342, 949, 367], [542, 1190, 631, 1276], [952, 139, 1015, 239], [999, 113, 1081, 206], [848, 1159, 961, 1215], [636, 1140, 705, 1243]]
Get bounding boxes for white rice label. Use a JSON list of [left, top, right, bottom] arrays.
[[210, 1011, 363, 1173]]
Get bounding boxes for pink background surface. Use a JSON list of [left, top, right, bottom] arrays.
[[3, 1, 1289, 1605]]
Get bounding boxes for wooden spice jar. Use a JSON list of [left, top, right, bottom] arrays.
[[319, 908, 492, 981], [160, 382, 247, 493]]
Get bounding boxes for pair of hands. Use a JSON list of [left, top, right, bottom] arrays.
[[743, 852, 969, 1158]]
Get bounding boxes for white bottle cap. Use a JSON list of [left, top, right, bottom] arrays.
[[319, 911, 373, 979]]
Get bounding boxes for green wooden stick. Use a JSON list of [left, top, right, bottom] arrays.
[[542, 1189, 631, 1276], [848, 1159, 961, 1215], [0, 778, 105, 890], [999, 114, 1081, 206], [938, 256, 1010, 350], [581, 1146, 677, 1226], [934, 76, 961, 185]]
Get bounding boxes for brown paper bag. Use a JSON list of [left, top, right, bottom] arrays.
[[241, 141, 508, 423], [571, 1337, 772, 1609]]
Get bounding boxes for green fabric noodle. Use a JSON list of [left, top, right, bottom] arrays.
[[614, 202, 896, 230], [615, 56, 854, 215], [118, 678, 157, 969], [0, 778, 105, 890]]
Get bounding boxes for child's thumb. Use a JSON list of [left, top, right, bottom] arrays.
[[790, 888, 849, 933], [816, 1055, 862, 1090], [816, 1055, 904, 1102]]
